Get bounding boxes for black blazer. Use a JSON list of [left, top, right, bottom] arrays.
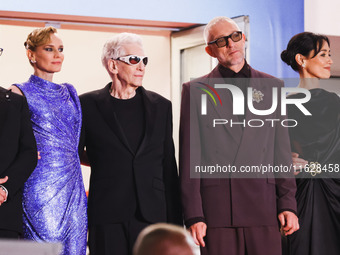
[[80, 84, 182, 226], [0, 87, 37, 233]]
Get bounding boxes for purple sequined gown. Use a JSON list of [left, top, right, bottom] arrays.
[[15, 75, 87, 255]]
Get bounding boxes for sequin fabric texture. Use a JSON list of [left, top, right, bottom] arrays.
[[15, 75, 87, 255]]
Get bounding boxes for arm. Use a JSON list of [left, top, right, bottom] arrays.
[[179, 83, 206, 245], [163, 102, 182, 225], [9, 85, 23, 96], [274, 81, 299, 235], [1, 95, 37, 201], [78, 97, 91, 167]]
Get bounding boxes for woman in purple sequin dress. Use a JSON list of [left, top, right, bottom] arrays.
[[10, 27, 87, 255]]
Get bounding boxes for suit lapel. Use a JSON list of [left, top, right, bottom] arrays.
[[96, 83, 135, 155], [242, 68, 277, 126], [0, 88, 10, 137], [203, 67, 243, 144], [233, 68, 275, 166], [233, 76, 260, 165], [136, 87, 156, 156]]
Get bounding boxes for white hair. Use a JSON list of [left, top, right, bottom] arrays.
[[203, 16, 240, 44], [101, 32, 143, 72]]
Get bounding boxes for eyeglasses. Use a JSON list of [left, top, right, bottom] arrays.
[[0, 48, 3, 56], [208, 31, 243, 48], [115, 55, 148, 66]]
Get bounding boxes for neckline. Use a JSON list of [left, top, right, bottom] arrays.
[[27, 75, 70, 100], [29, 75, 63, 91]]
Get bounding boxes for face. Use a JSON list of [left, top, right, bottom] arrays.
[[114, 43, 146, 88], [303, 41, 333, 79], [205, 20, 246, 72], [29, 33, 64, 75]]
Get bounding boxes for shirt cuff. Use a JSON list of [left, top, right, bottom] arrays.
[[185, 217, 206, 228], [0, 185, 8, 202], [278, 208, 297, 215]]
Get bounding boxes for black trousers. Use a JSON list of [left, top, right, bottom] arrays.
[[0, 229, 20, 239], [88, 216, 149, 255], [200, 226, 281, 255]]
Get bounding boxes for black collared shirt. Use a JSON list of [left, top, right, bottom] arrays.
[[218, 60, 251, 79]]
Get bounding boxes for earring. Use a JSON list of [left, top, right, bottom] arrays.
[[301, 62, 305, 68], [30, 59, 36, 64]]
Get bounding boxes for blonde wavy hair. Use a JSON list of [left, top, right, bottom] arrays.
[[24, 26, 57, 51]]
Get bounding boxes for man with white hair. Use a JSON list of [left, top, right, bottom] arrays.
[[80, 33, 182, 255], [179, 17, 299, 255]]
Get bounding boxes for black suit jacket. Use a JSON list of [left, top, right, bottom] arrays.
[[0, 87, 37, 233], [80, 84, 182, 226]]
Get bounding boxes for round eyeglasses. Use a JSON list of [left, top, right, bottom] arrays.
[[208, 31, 243, 48]]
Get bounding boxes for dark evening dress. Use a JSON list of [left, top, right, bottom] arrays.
[[15, 75, 87, 255], [287, 88, 340, 255]]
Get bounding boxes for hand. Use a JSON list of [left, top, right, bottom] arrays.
[[0, 176, 8, 206], [292, 152, 308, 175], [0, 176, 8, 185], [278, 211, 299, 236], [189, 222, 207, 247]]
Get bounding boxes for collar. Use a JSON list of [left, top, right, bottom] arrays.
[[218, 60, 251, 78]]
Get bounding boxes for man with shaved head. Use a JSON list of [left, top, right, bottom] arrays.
[[179, 16, 299, 255]]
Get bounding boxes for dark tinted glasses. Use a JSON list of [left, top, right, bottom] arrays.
[[116, 55, 148, 66], [208, 31, 243, 48]]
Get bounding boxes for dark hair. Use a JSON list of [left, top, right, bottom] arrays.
[[281, 32, 330, 71]]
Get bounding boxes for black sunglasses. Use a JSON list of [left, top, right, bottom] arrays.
[[115, 55, 148, 66], [208, 31, 243, 48]]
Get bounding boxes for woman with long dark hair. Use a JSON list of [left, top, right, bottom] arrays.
[[281, 32, 340, 255]]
